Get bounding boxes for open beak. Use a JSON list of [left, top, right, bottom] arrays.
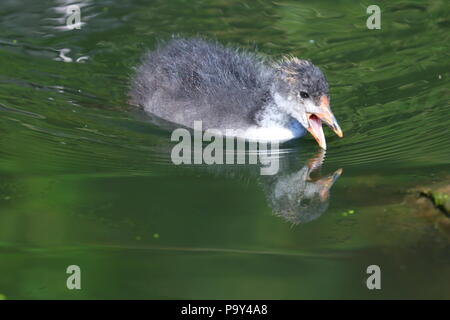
[[306, 96, 343, 150]]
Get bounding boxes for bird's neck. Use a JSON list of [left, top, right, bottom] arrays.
[[251, 88, 306, 140]]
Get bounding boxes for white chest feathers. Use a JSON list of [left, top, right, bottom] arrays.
[[242, 125, 301, 142], [225, 120, 305, 142]]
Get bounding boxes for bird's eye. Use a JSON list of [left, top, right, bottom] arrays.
[[300, 91, 309, 99]]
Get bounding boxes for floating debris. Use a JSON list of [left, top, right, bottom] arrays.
[[406, 182, 450, 237], [342, 209, 355, 217]]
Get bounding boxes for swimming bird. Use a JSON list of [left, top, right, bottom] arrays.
[[130, 38, 343, 149]]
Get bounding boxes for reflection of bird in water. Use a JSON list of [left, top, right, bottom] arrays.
[[130, 37, 343, 149], [261, 150, 342, 224], [129, 124, 342, 224]]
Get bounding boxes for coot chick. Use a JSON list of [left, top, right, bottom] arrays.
[[130, 38, 343, 149]]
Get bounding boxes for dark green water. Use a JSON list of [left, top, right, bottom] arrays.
[[1, 0, 449, 299]]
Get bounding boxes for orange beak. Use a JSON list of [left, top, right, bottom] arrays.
[[306, 96, 343, 150]]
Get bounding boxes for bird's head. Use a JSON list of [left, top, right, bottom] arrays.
[[272, 57, 343, 149]]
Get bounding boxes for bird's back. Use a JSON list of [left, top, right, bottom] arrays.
[[130, 38, 273, 129]]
